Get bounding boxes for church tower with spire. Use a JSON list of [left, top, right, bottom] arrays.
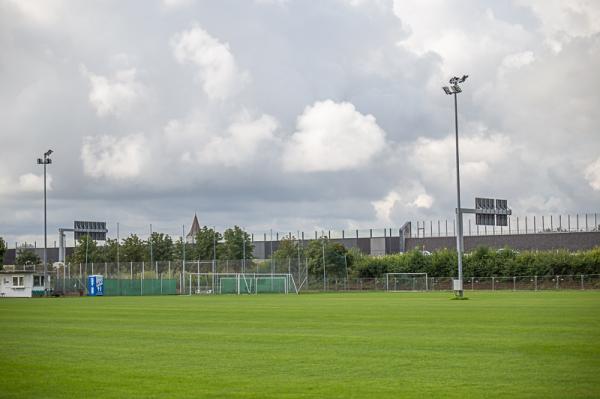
[[186, 214, 201, 243]]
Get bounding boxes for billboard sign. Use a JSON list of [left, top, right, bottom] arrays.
[[74, 221, 108, 240]]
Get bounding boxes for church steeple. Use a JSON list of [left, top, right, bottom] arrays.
[[186, 214, 201, 243]]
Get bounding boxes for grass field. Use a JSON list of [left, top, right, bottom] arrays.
[[1, 292, 599, 398]]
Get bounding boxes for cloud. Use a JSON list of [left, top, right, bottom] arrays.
[[162, 0, 195, 8], [167, 110, 279, 167], [82, 67, 147, 117], [372, 185, 434, 224], [412, 193, 433, 209], [17, 173, 52, 192], [6, 0, 66, 25], [408, 129, 513, 188], [283, 100, 386, 172], [171, 24, 249, 100], [585, 157, 600, 190], [81, 134, 147, 179], [517, 0, 600, 51]]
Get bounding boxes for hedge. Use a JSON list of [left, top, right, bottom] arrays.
[[351, 246, 600, 278]]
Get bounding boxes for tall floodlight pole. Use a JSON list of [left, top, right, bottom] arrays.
[[37, 149, 53, 293], [443, 75, 468, 298]]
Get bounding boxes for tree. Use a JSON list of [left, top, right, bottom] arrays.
[[222, 226, 253, 260], [15, 248, 41, 266], [98, 238, 119, 263], [0, 237, 6, 268], [272, 235, 304, 261], [120, 234, 147, 262], [147, 232, 174, 262], [192, 227, 222, 260], [67, 235, 100, 264], [172, 237, 186, 262], [305, 238, 348, 278]]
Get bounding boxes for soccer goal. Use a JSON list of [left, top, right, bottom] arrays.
[[186, 273, 299, 295], [385, 273, 428, 291]]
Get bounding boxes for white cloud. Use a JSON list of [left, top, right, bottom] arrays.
[[412, 193, 433, 209], [392, 1, 534, 78], [372, 186, 434, 224], [283, 100, 386, 172], [408, 129, 513, 187], [584, 157, 600, 190], [517, 0, 600, 51], [17, 173, 52, 192], [81, 134, 147, 179], [171, 25, 249, 100], [7, 0, 66, 25], [82, 67, 147, 117], [173, 111, 279, 167], [372, 190, 402, 223], [162, 0, 195, 8]]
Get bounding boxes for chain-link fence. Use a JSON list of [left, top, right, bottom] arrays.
[[32, 260, 600, 294]]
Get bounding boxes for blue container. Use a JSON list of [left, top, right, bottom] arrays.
[[87, 275, 104, 296]]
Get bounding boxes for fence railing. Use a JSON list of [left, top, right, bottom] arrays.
[[30, 260, 600, 294]]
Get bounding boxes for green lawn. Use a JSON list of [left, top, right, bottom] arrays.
[[1, 292, 599, 398]]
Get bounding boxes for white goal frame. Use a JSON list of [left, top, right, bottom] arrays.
[[186, 272, 299, 295], [385, 273, 428, 291]]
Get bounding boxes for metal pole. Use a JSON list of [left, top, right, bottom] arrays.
[[117, 222, 120, 269], [182, 224, 186, 294], [149, 224, 153, 266], [453, 92, 464, 298], [322, 239, 326, 292], [43, 159, 47, 293]]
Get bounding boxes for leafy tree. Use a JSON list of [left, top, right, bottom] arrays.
[[172, 237, 186, 262], [272, 235, 304, 261], [305, 238, 348, 278], [67, 235, 100, 264], [98, 238, 119, 263], [222, 226, 253, 260], [120, 234, 147, 262], [147, 232, 174, 262], [0, 237, 6, 268], [192, 227, 222, 260], [15, 248, 41, 266]]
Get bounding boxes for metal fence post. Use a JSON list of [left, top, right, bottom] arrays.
[[581, 274, 584, 290], [513, 276, 516, 291], [492, 276, 495, 291], [556, 275, 559, 289], [534, 275, 537, 291]]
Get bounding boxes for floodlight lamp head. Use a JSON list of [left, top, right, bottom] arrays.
[[459, 74, 469, 83], [45, 149, 53, 157], [442, 86, 452, 95], [37, 158, 43, 164], [451, 84, 462, 93], [449, 76, 460, 84]]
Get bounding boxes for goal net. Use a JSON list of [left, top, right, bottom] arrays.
[[186, 273, 298, 295], [385, 273, 428, 291]]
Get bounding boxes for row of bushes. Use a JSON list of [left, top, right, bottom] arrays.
[[350, 247, 600, 278]]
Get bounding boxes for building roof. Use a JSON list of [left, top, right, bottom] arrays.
[[187, 214, 201, 239]]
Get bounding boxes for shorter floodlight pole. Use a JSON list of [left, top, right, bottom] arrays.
[[37, 149, 53, 294]]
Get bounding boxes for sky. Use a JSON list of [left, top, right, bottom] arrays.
[[1, 0, 599, 246]]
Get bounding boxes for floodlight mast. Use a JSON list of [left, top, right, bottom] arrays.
[[37, 149, 53, 294], [443, 76, 468, 298]]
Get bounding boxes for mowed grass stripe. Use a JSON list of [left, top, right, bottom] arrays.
[[0, 292, 598, 399]]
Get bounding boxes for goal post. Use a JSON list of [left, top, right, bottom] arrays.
[[186, 273, 298, 295], [385, 273, 428, 291]]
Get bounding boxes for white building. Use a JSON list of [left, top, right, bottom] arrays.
[[0, 269, 47, 298]]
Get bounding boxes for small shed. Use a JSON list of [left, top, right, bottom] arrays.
[[0, 269, 47, 298]]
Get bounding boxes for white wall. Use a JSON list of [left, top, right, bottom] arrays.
[[0, 274, 34, 298]]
